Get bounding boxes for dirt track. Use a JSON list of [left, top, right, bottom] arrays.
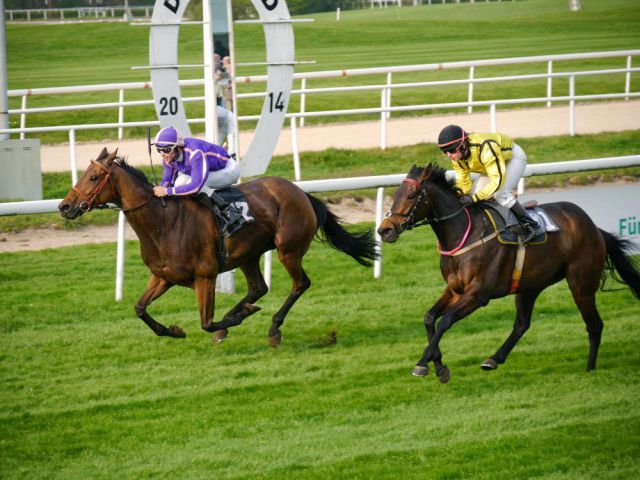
[[40, 101, 640, 172]]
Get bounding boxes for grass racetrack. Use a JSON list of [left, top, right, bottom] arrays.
[[2, 0, 640, 477], [1, 228, 639, 478]]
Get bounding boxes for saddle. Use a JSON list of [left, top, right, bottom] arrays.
[[213, 187, 255, 236], [196, 187, 255, 237], [481, 200, 558, 246], [194, 188, 255, 270]]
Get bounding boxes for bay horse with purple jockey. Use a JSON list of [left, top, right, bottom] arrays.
[[59, 149, 377, 346]]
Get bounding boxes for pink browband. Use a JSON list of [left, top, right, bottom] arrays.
[[437, 207, 472, 256], [402, 178, 421, 188]]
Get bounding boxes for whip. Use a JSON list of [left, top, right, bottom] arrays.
[[147, 128, 167, 208]]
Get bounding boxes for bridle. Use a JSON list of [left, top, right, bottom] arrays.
[[71, 159, 153, 213], [386, 176, 466, 232]]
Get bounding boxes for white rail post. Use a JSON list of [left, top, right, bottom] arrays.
[[374, 187, 384, 279], [115, 211, 126, 302], [625, 55, 632, 100], [263, 250, 272, 288], [69, 128, 79, 185], [569, 75, 576, 136], [467, 66, 475, 114], [380, 88, 387, 150], [299, 78, 306, 127], [547, 60, 553, 107], [490, 103, 497, 133], [386, 72, 392, 119], [517, 177, 525, 195], [291, 117, 301, 181], [117, 89, 125, 140], [19, 95, 27, 140]]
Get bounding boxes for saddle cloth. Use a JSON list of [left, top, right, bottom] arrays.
[[482, 202, 559, 245], [215, 187, 255, 236]]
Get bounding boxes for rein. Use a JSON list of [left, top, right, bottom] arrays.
[[388, 176, 494, 257], [386, 177, 466, 231], [73, 159, 153, 213]]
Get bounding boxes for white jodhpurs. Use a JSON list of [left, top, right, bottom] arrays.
[[472, 143, 527, 208], [175, 158, 241, 194]]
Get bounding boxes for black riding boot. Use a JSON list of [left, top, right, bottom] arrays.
[[510, 201, 539, 244], [209, 191, 244, 233]]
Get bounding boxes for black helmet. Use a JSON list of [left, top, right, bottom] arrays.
[[438, 125, 468, 153]]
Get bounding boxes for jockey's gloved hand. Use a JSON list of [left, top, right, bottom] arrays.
[[460, 195, 474, 206]]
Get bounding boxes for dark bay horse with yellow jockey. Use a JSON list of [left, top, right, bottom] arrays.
[[378, 163, 640, 383], [59, 149, 377, 346]]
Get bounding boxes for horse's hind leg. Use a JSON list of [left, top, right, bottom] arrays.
[[135, 274, 184, 338], [567, 261, 604, 371], [482, 290, 540, 371], [268, 252, 311, 348], [212, 258, 269, 342]]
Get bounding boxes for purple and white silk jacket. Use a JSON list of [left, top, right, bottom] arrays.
[[160, 138, 231, 195]]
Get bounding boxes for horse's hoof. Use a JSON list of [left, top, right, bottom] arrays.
[[412, 365, 429, 377], [213, 329, 228, 343], [168, 325, 186, 338], [480, 358, 498, 370], [436, 364, 451, 384], [268, 332, 281, 348]]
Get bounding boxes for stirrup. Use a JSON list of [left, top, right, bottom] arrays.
[[520, 223, 539, 244]]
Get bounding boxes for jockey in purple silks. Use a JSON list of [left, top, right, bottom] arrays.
[[151, 126, 243, 230]]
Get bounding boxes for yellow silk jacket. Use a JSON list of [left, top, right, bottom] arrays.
[[452, 132, 514, 202]]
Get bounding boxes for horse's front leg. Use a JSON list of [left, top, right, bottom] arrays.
[[213, 259, 270, 343], [413, 292, 485, 381], [418, 287, 455, 383], [135, 274, 184, 338], [195, 277, 218, 335]]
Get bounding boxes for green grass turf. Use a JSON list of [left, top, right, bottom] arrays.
[[5, 0, 640, 143], [0, 223, 639, 478]]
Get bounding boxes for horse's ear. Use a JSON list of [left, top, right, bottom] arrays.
[[97, 147, 108, 160], [422, 163, 433, 180], [103, 148, 118, 167]]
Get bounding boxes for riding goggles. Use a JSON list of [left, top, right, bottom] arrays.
[[156, 146, 175, 154], [440, 144, 461, 154]]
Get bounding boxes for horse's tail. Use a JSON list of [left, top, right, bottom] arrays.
[[600, 229, 640, 300], [306, 194, 378, 267]]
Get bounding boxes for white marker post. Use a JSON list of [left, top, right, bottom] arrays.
[[239, 0, 295, 177]]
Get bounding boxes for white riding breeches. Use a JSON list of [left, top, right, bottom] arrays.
[[472, 143, 527, 208], [175, 158, 241, 195]]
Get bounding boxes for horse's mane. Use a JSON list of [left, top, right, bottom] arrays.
[[114, 156, 152, 186], [411, 163, 460, 194]]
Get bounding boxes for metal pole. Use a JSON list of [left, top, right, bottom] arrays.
[[263, 250, 272, 288], [69, 129, 78, 184], [115, 211, 126, 302], [374, 187, 384, 279], [0, 0, 9, 140], [625, 55, 632, 100], [569, 75, 576, 136], [203, 0, 218, 143], [380, 89, 387, 150], [467, 66, 474, 114], [117, 89, 124, 139], [299, 78, 306, 127], [226, 0, 240, 160], [291, 117, 301, 181], [547, 60, 553, 107], [490, 103, 496, 132]]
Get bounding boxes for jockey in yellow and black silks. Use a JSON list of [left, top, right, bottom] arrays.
[[437, 124, 539, 244]]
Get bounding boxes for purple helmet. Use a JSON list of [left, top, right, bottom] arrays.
[[153, 126, 185, 148]]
